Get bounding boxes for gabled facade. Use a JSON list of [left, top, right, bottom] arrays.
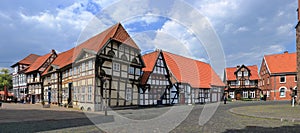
[[140, 50, 172, 105], [259, 52, 297, 101], [42, 48, 74, 105], [11, 54, 40, 101], [224, 65, 260, 100], [141, 50, 225, 105], [25, 50, 57, 103], [37, 23, 144, 111]]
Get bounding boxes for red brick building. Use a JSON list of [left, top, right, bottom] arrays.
[[259, 51, 297, 101], [224, 65, 260, 100]]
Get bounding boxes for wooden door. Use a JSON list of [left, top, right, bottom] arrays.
[[236, 93, 241, 100], [180, 93, 185, 104]]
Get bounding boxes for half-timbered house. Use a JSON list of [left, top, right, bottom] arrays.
[[70, 23, 144, 111], [42, 48, 74, 106], [11, 54, 40, 101], [140, 50, 172, 105], [25, 50, 57, 103], [224, 65, 260, 100], [140, 50, 225, 105]]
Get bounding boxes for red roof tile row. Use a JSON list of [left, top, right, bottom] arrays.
[[22, 23, 139, 76], [25, 52, 53, 73], [141, 50, 225, 88], [264, 52, 296, 74], [225, 65, 260, 81], [11, 54, 40, 67]]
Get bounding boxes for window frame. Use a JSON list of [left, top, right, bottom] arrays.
[[279, 76, 286, 83], [113, 62, 120, 71], [279, 87, 286, 97]]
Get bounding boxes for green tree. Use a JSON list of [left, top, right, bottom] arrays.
[[0, 68, 12, 91]]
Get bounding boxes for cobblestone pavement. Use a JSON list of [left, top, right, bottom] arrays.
[[1, 101, 300, 132], [172, 101, 300, 133]]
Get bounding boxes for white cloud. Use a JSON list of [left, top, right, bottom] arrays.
[[19, 2, 96, 31], [226, 44, 285, 67], [193, 0, 240, 24], [235, 26, 249, 33], [277, 23, 293, 35]]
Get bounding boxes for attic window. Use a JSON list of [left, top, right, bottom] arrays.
[[107, 50, 115, 58]]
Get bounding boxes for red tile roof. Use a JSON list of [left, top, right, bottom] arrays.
[[11, 54, 40, 67], [42, 48, 74, 76], [72, 23, 139, 62], [225, 65, 260, 81], [163, 51, 224, 88], [25, 51, 55, 73], [141, 51, 160, 84], [264, 52, 296, 74], [141, 50, 225, 88], [40, 23, 138, 76]]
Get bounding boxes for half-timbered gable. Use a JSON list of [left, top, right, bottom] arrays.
[[96, 39, 143, 108], [140, 50, 172, 105], [11, 54, 40, 101], [72, 48, 96, 111], [164, 51, 225, 104], [67, 23, 144, 111], [41, 48, 73, 105], [141, 50, 225, 105], [25, 50, 57, 103], [225, 65, 260, 100]]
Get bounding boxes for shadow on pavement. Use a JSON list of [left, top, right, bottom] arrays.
[[224, 124, 300, 133], [0, 109, 114, 132]]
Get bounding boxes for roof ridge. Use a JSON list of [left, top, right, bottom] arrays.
[[161, 50, 209, 65], [264, 52, 296, 57]]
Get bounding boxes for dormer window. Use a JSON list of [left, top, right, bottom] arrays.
[[244, 71, 248, 76], [238, 71, 242, 76]]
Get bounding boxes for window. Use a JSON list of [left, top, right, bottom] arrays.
[[280, 76, 286, 83], [267, 77, 270, 84], [250, 91, 255, 98], [82, 62, 86, 72], [231, 81, 236, 85], [126, 88, 132, 101], [82, 95, 85, 102], [113, 62, 120, 71], [245, 80, 249, 85], [82, 86, 85, 93], [238, 72, 242, 76], [243, 91, 248, 98], [244, 71, 248, 76], [128, 66, 134, 74], [88, 86, 92, 101], [69, 69, 72, 76], [280, 87, 286, 97], [88, 60, 93, 70], [74, 67, 77, 75], [135, 68, 140, 75], [295, 75, 298, 82]]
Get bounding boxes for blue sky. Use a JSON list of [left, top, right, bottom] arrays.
[[0, 0, 297, 76]]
